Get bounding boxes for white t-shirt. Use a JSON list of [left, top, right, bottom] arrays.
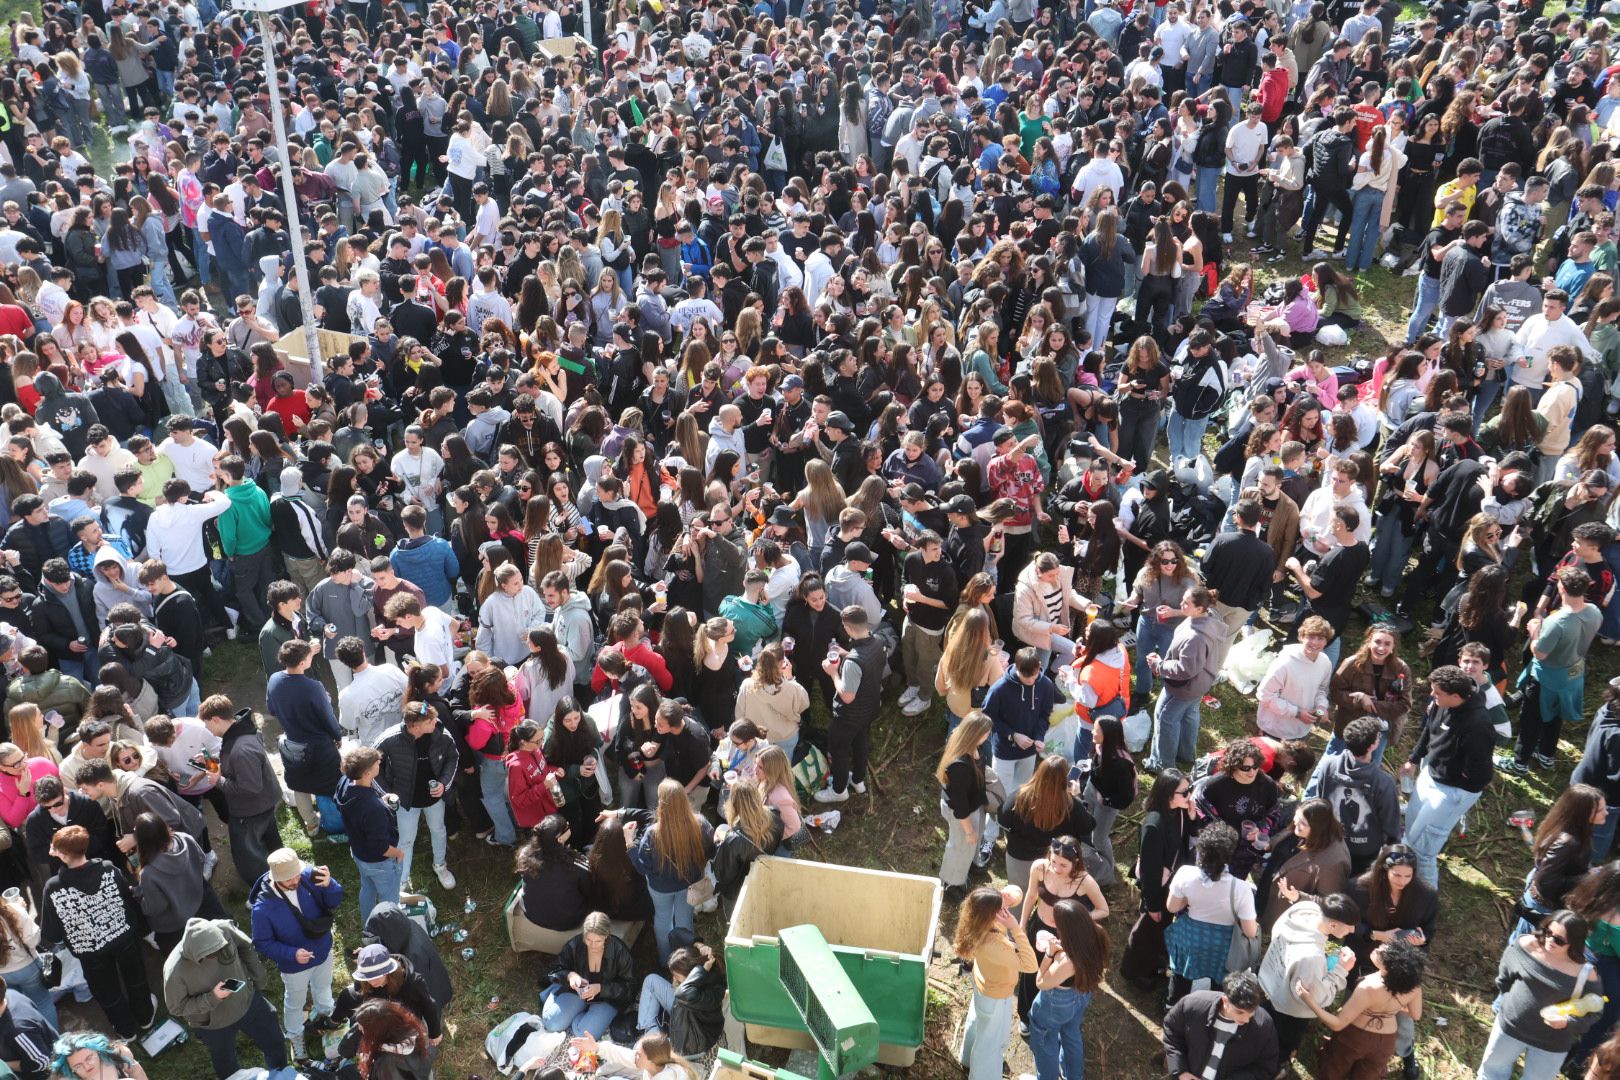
[[338, 663, 410, 746], [1156, 19, 1192, 67], [1225, 121, 1269, 174], [158, 437, 220, 494], [1169, 866, 1256, 924]]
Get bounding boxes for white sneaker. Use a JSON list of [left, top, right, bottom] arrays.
[[897, 686, 919, 708], [202, 850, 218, 879], [695, 896, 719, 914], [225, 626, 238, 640], [813, 785, 849, 803], [1221, 232, 1234, 244], [901, 696, 930, 716], [850, 780, 868, 795], [434, 864, 457, 890]]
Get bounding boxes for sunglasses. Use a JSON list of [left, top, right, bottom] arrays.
[[1049, 839, 1081, 858], [1173, 787, 1191, 797], [1546, 931, 1569, 947], [1233, 762, 1259, 773], [1384, 850, 1418, 867], [1158, 558, 1178, 566]]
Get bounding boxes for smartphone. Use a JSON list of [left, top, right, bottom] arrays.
[[221, 978, 247, 993]]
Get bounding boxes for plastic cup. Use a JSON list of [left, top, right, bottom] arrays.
[[781, 636, 796, 654], [724, 770, 739, 785]]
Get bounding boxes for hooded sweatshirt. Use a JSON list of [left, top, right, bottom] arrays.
[[537, 589, 595, 678], [1156, 612, 1227, 702], [91, 544, 152, 623], [476, 585, 546, 665], [1258, 900, 1350, 1019], [133, 832, 210, 934], [1316, 748, 1403, 862], [162, 917, 266, 1030], [1257, 644, 1334, 739], [362, 902, 453, 1008], [982, 669, 1056, 762], [336, 775, 399, 864], [31, 373, 98, 459], [41, 858, 141, 959], [218, 478, 273, 558]]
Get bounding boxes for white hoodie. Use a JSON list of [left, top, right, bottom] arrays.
[[1256, 643, 1333, 740], [1259, 900, 1349, 1019]]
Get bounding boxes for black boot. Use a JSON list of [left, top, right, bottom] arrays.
[[1401, 1052, 1421, 1079]]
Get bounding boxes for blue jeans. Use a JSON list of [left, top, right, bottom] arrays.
[[1473, 376, 1504, 431], [354, 856, 402, 923], [478, 755, 516, 845], [638, 973, 676, 1031], [1222, 85, 1245, 113], [541, 989, 617, 1037], [1477, 1018, 1569, 1080], [1151, 693, 1202, 770], [1344, 185, 1386, 272], [649, 886, 694, 962], [1403, 767, 1484, 888], [959, 989, 1015, 1080], [1133, 613, 1175, 700], [1196, 166, 1220, 213], [191, 225, 211, 286], [396, 799, 447, 887], [1166, 408, 1210, 464], [1404, 274, 1440, 345], [1188, 71, 1212, 99], [4, 958, 57, 1028], [1029, 985, 1091, 1080], [1368, 511, 1416, 594]]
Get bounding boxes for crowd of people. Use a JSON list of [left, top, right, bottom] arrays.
[[0, 0, 1618, 1076]]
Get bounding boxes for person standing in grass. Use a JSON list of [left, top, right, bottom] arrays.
[[954, 886, 1037, 1080]]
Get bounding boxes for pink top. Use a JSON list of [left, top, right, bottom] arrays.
[[765, 782, 803, 837], [0, 758, 59, 829]]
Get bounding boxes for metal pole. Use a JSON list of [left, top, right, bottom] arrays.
[[258, 11, 324, 381], [581, 0, 593, 48]]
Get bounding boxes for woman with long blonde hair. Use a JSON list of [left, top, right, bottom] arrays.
[[614, 778, 715, 961], [714, 779, 784, 905], [792, 459, 847, 550], [597, 208, 632, 291], [754, 744, 806, 849], [7, 704, 59, 763], [936, 609, 1006, 731], [937, 712, 993, 894]]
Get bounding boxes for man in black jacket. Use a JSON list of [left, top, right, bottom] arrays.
[[1200, 500, 1278, 669], [1436, 220, 1494, 336], [24, 774, 121, 880], [1163, 972, 1278, 1080], [1401, 665, 1496, 887], [1300, 107, 1357, 260], [1, 497, 70, 594], [32, 559, 97, 681]]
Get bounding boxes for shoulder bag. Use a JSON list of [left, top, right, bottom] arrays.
[[1226, 874, 1262, 974]]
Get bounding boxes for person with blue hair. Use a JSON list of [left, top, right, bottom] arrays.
[[48, 1031, 148, 1080]]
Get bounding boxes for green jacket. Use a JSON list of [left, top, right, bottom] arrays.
[[717, 596, 777, 657], [5, 670, 90, 729], [162, 917, 268, 1030], [219, 480, 272, 558]]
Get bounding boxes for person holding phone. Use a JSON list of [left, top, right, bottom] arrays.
[[161, 915, 288, 1079]]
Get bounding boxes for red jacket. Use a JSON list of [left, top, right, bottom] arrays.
[[1258, 68, 1290, 126], [505, 747, 561, 829], [467, 698, 525, 759], [590, 640, 674, 693]]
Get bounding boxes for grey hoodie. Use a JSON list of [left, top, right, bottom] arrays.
[[133, 831, 210, 933], [1156, 612, 1227, 701], [1315, 748, 1402, 861], [466, 405, 510, 460], [538, 590, 595, 678]]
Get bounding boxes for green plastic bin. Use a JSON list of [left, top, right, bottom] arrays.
[[724, 856, 942, 1054]]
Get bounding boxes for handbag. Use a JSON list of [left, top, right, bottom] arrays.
[[686, 868, 717, 907], [983, 767, 1009, 817], [1225, 875, 1262, 974]]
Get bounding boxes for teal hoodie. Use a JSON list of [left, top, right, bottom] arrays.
[[718, 595, 777, 656], [219, 479, 273, 557]]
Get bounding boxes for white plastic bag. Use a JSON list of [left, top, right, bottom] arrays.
[[1315, 323, 1349, 347], [1123, 710, 1152, 753], [1223, 627, 1278, 694]]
